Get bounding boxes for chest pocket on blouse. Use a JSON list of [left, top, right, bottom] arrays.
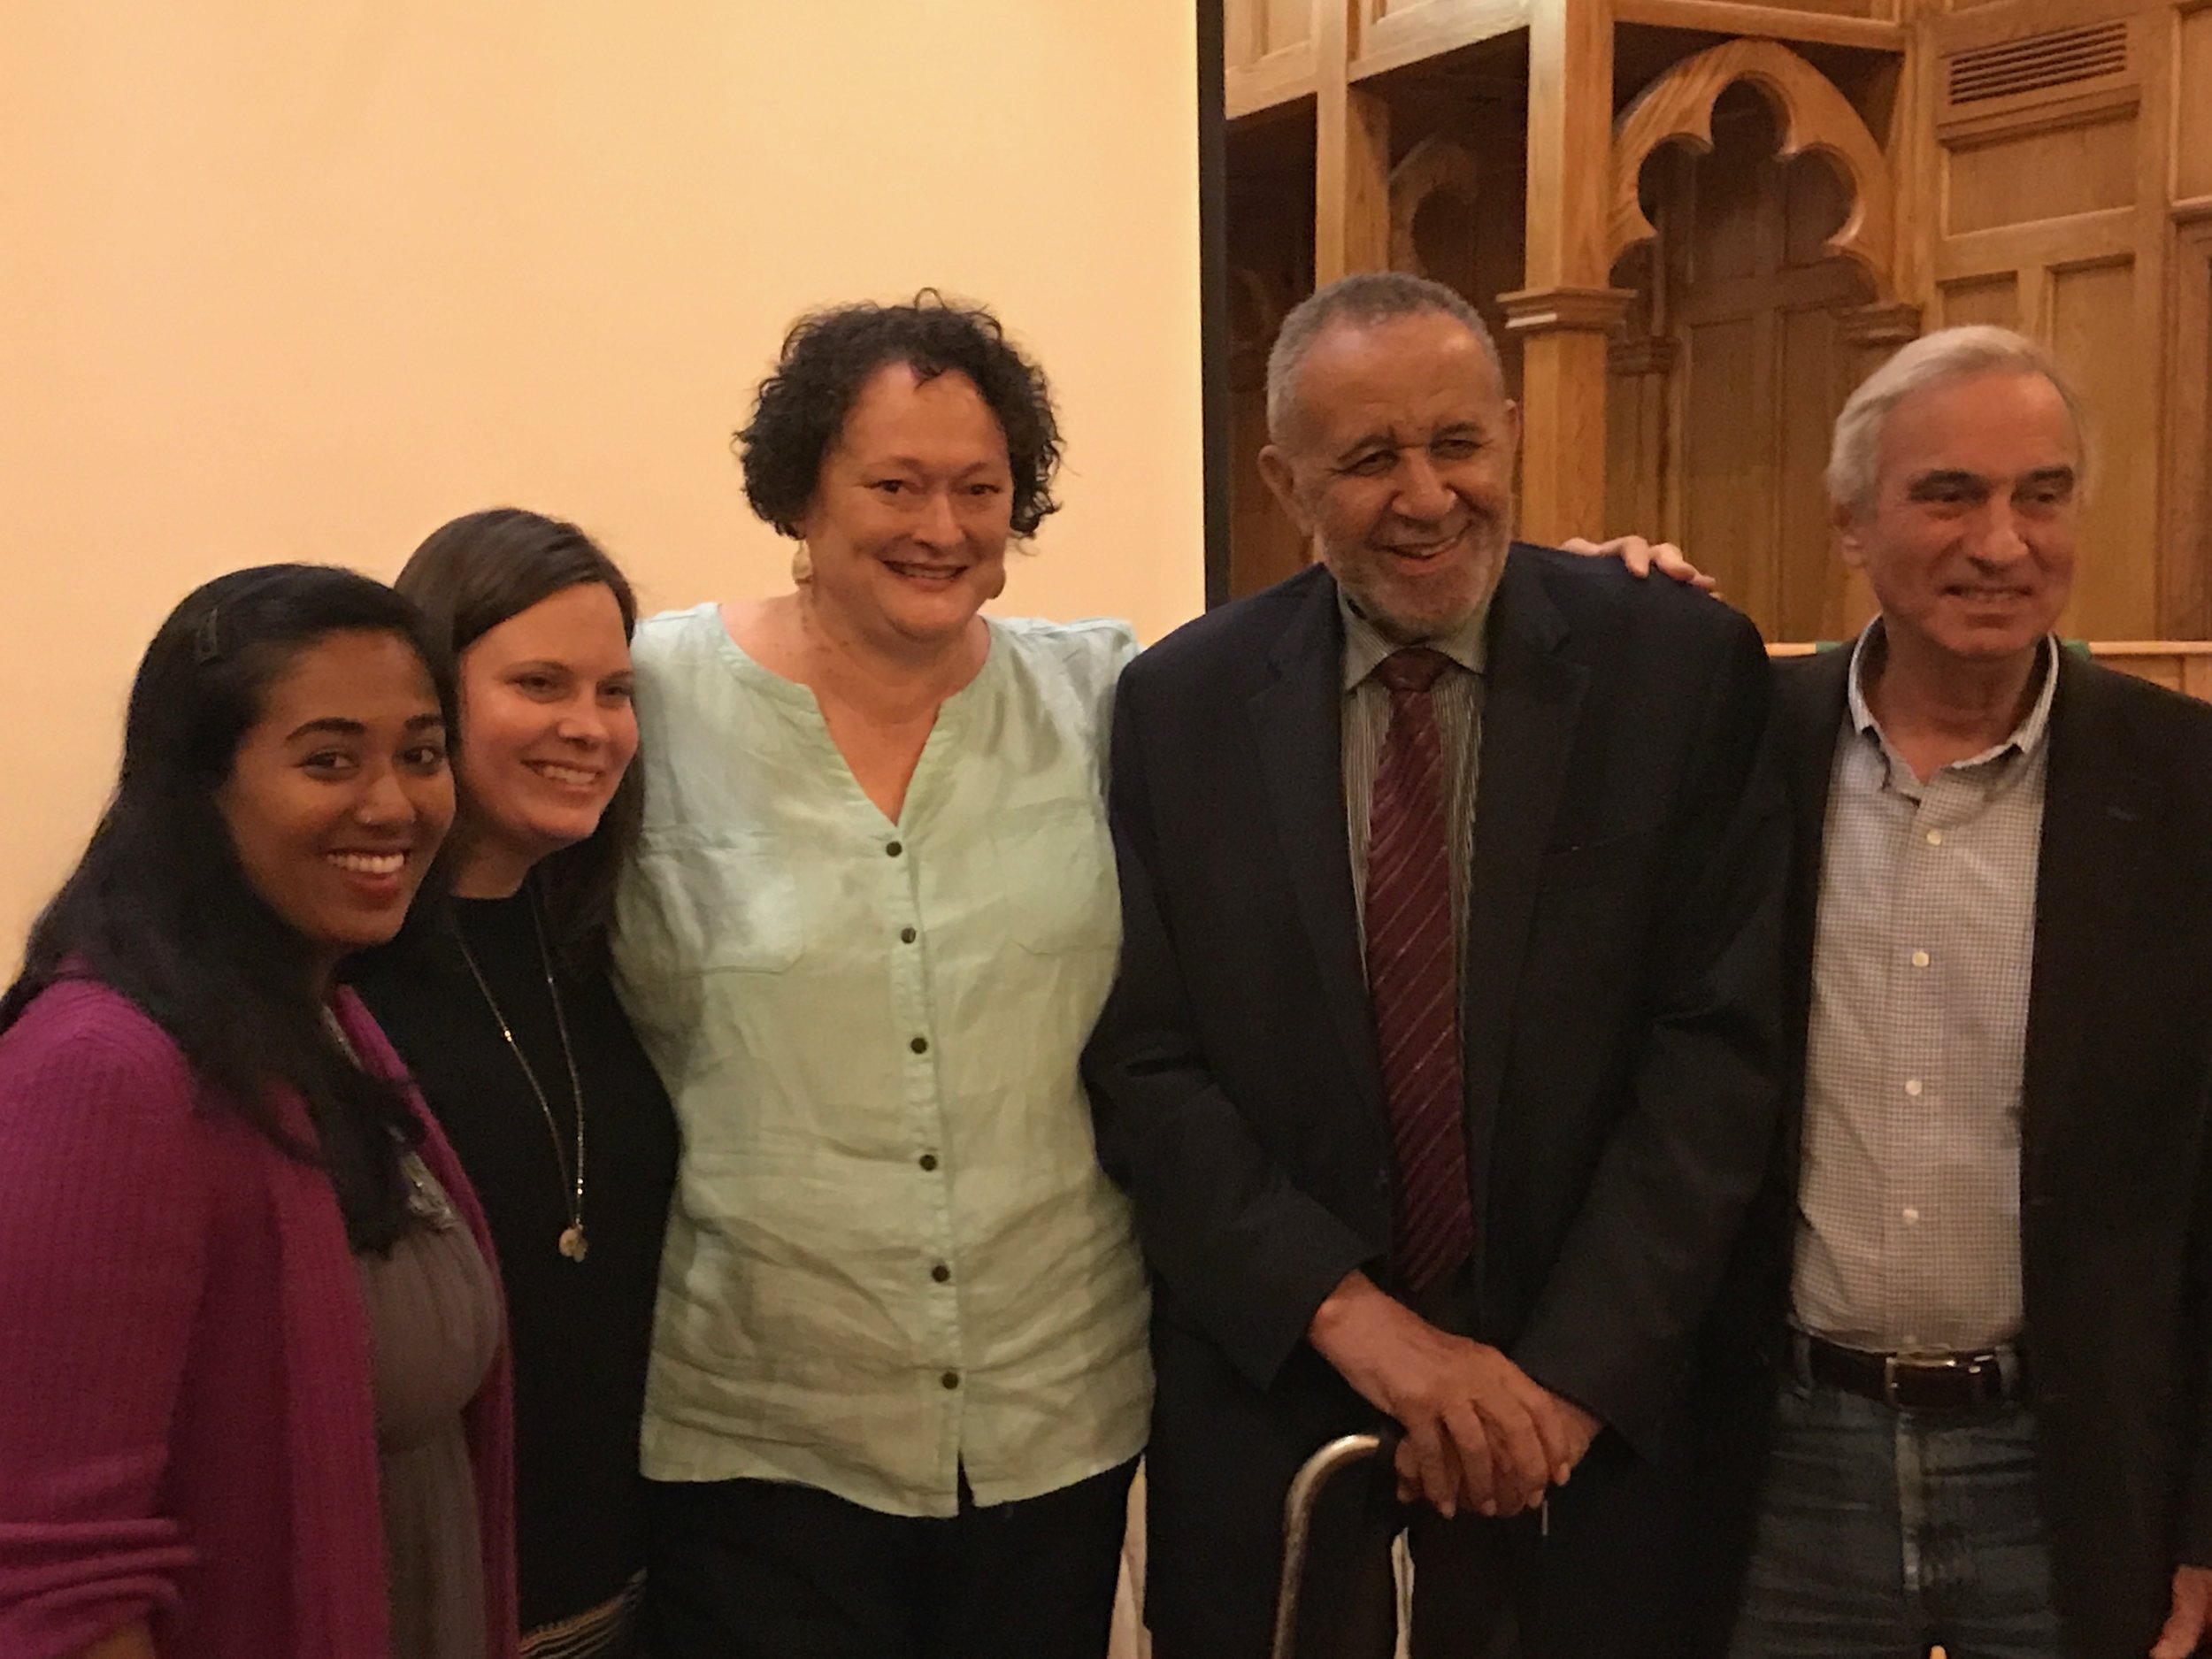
[[987, 798, 1121, 955], [626, 828, 804, 974]]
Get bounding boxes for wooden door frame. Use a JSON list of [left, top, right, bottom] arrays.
[[1201, 0, 1234, 608], [2162, 211, 2212, 637]]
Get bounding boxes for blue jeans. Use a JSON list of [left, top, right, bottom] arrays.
[[1728, 1378, 2064, 1659]]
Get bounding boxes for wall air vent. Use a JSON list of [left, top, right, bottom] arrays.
[[1946, 21, 2128, 107]]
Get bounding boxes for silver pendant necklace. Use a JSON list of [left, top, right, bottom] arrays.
[[454, 890, 588, 1262]]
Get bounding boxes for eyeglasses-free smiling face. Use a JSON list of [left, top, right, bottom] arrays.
[[798, 361, 1014, 651], [1839, 367, 2080, 666], [1261, 309, 1522, 642], [455, 580, 637, 879], [216, 628, 455, 964]]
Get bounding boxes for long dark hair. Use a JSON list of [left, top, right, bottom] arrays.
[[0, 565, 459, 1253], [391, 507, 643, 972]]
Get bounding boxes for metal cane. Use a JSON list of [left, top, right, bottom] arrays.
[[1270, 1432, 1392, 1659]]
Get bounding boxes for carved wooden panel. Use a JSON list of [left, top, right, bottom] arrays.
[[2183, 7, 2212, 203], [1227, 0, 1318, 66], [1619, 100, 1873, 639], [1936, 17, 2134, 135], [1225, 0, 1320, 115], [1350, 0, 1532, 79], [2160, 219, 2212, 637], [1388, 134, 1483, 278], [1942, 116, 2135, 234], [2051, 257, 2154, 636], [1610, 40, 1899, 300], [1936, 273, 2020, 326], [1225, 114, 1317, 597]]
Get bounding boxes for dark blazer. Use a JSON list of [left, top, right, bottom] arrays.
[[1084, 549, 1788, 1654], [1699, 644, 2212, 1657]]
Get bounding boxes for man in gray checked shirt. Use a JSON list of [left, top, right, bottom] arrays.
[[1678, 326, 2212, 1658]]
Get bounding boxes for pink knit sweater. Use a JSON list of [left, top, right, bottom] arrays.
[[0, 979, 519, 1659]]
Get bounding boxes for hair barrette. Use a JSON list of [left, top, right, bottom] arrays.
[[195, 604, 225, 664]]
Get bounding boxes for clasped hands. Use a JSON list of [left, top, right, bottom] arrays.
[[1308, 1270, 1601, 1520]]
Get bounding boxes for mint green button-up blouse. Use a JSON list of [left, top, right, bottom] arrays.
[[611, 603, 1152, 1517]]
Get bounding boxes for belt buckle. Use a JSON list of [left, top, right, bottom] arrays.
[[1881, 1348, 1964, 1409]]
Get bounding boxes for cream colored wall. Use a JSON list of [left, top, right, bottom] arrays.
[[0, 1, 1205, 961]]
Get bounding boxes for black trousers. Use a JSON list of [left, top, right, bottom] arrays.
[[643, 1460, 1139, 1659]]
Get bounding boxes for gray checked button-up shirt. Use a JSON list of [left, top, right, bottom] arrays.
[[1792, 624, 2058, 1352]]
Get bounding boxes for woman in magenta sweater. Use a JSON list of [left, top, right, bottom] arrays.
[[0, 565, 519, 1659]]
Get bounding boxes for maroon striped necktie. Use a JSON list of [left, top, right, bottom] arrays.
[[1364, 646, 1472, 1295]]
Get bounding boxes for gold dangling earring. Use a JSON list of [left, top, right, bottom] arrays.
[[792, 541, 814, 587]]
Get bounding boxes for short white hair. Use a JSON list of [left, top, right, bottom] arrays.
[[1265, 271, 1502, 442], [1826, 325, 2090, 518]]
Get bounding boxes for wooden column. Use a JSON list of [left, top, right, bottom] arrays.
[[1504, 286, 1633, 542], [1503, 0, 1631, 543], [1316, 1, 1391, 280]]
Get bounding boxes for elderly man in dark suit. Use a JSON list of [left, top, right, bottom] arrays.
[[1669, 326, 2212, 1659], [1080, 270, 1789, 1658]]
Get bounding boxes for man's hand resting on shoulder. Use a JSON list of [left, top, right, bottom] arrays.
[[1560, 534, 1716, 591]]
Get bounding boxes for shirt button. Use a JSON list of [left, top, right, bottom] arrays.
[[1905, 1079, 1924, 1097], [918, 1152, 940, 1171], [1902, 1207, 1921, 1224], [1911, 949, 1930, 968], [932, 1263, 952, 1284], [887, 841, 904, 857], [941, 1371, 961, 1390], [900, 926, 918, 944], [1925, 829, 1944, 847], [910, 1035, 930, 1055]]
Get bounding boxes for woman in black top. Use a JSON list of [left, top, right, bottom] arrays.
[[352, 510, 680, 1659]]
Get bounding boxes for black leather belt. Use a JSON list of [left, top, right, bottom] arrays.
[[1796, 1333, 2022, 1413]]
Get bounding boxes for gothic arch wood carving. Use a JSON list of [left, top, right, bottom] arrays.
[[1388, 135, 1482, 277], [1609, 39, 1897, 299], [1229, 265, 1291, 390]]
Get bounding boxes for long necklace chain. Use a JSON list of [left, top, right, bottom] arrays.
[[454, 891, 589, 1262]]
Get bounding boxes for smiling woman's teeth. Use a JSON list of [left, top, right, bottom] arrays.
[[329, 852, 404, 876], [534, 763, 595, 786]]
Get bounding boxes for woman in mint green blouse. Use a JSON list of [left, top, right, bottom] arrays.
[[612, 295, 1150, 1659]]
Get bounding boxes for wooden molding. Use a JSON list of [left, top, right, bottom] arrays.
[[2177, 195, 2212, 226], [1388, 135, 1484, 275], [1225, 45, 1319, 120], [1609, 39, 1900, 298], [1938, 85, 2139, 148], [1499, 284, 1640, 334], [1837, 300, 1923, 346], [1350, 0, 1530, 81], [1612, 0, 1906, 50], [1609, 334, 1682, 374], [1933, 208, 2135, 282]]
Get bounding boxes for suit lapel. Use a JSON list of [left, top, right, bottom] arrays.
[[2022, 656, 2160, 1186], [1460, 552, 1586, 1255], [1248, 570, 1385, 1124]]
